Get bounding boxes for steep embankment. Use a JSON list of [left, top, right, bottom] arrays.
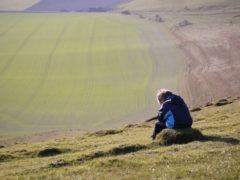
[[118, 0, 240, 107], [0, 98, 239, 179]]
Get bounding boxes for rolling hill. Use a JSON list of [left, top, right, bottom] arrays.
[[0, 98, 239, 179]]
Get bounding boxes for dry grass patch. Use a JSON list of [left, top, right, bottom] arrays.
[[156, 128, 205, 145]]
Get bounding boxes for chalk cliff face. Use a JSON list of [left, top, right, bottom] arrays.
[[25, 0, 129, 12]]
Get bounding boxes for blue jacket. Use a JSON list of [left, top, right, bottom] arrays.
[[157, 93, 193, 129]]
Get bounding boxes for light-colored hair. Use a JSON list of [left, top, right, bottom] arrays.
[[156, 89, 172, 105]]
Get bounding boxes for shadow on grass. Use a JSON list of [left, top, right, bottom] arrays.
[[89, 129, 123, 137], [38, 148, 63, 157], [50, 144, 147, 168], [205, 135, 240, 145], [77, 144, 147, 162], [48, 134, 239, 168], [0, 154, 15, 162]]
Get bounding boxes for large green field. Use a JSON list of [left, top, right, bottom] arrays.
[[0, 13, 184, 137]]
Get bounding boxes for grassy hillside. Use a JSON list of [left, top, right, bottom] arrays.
[[0, 13, 184, 137], [0, 0, 40, 11], [0, 98, 239, 179]]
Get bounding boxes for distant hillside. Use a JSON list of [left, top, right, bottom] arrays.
[[0, 0, 40, 11], [0, 0, 129, 12], [26, 0, 129, 12], [0, 97, 239, 179]]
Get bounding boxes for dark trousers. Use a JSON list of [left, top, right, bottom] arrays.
[[152, 121, 167, 140]]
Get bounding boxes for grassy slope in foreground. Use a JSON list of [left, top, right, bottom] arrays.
[[0, 13, 184, 136], [0, 0, 40, 11], [0, 98, 239, 179]]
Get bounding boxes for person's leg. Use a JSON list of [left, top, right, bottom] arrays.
[[152, 121, 166, 140], [174, 123, 192, 129]]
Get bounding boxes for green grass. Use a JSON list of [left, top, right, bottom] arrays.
[[0, 98, 239, 179], [0, 13, 148, 135], [0, 13, 184, 136]]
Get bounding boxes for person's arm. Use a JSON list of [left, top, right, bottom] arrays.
[[157, 100, 171, 122], [157, 108, 165, 122]]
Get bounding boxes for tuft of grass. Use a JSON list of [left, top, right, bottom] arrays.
[[205, 102, 213, 107], [46, 144, 147, 168], [110, 144, 147, 155], [77, 151, 105, 163], [124, 123, 151, 130], [157, 128, 205, 145], [124, 124, 138, 129], [0, 154, 15, 162], [49, 159, 71, 168], [215, 99, 232, 106], [90, 129, 123, 137], [190, 107, 202, 112], [77, 144, 147, 163]]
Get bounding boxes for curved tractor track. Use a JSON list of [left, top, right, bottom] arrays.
[[0, 13, 185, 136]]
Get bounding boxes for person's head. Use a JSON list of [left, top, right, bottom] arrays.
[[156, 89, 172, 105]]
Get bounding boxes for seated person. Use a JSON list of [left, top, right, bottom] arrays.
[[152, 89, 193, 140]]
